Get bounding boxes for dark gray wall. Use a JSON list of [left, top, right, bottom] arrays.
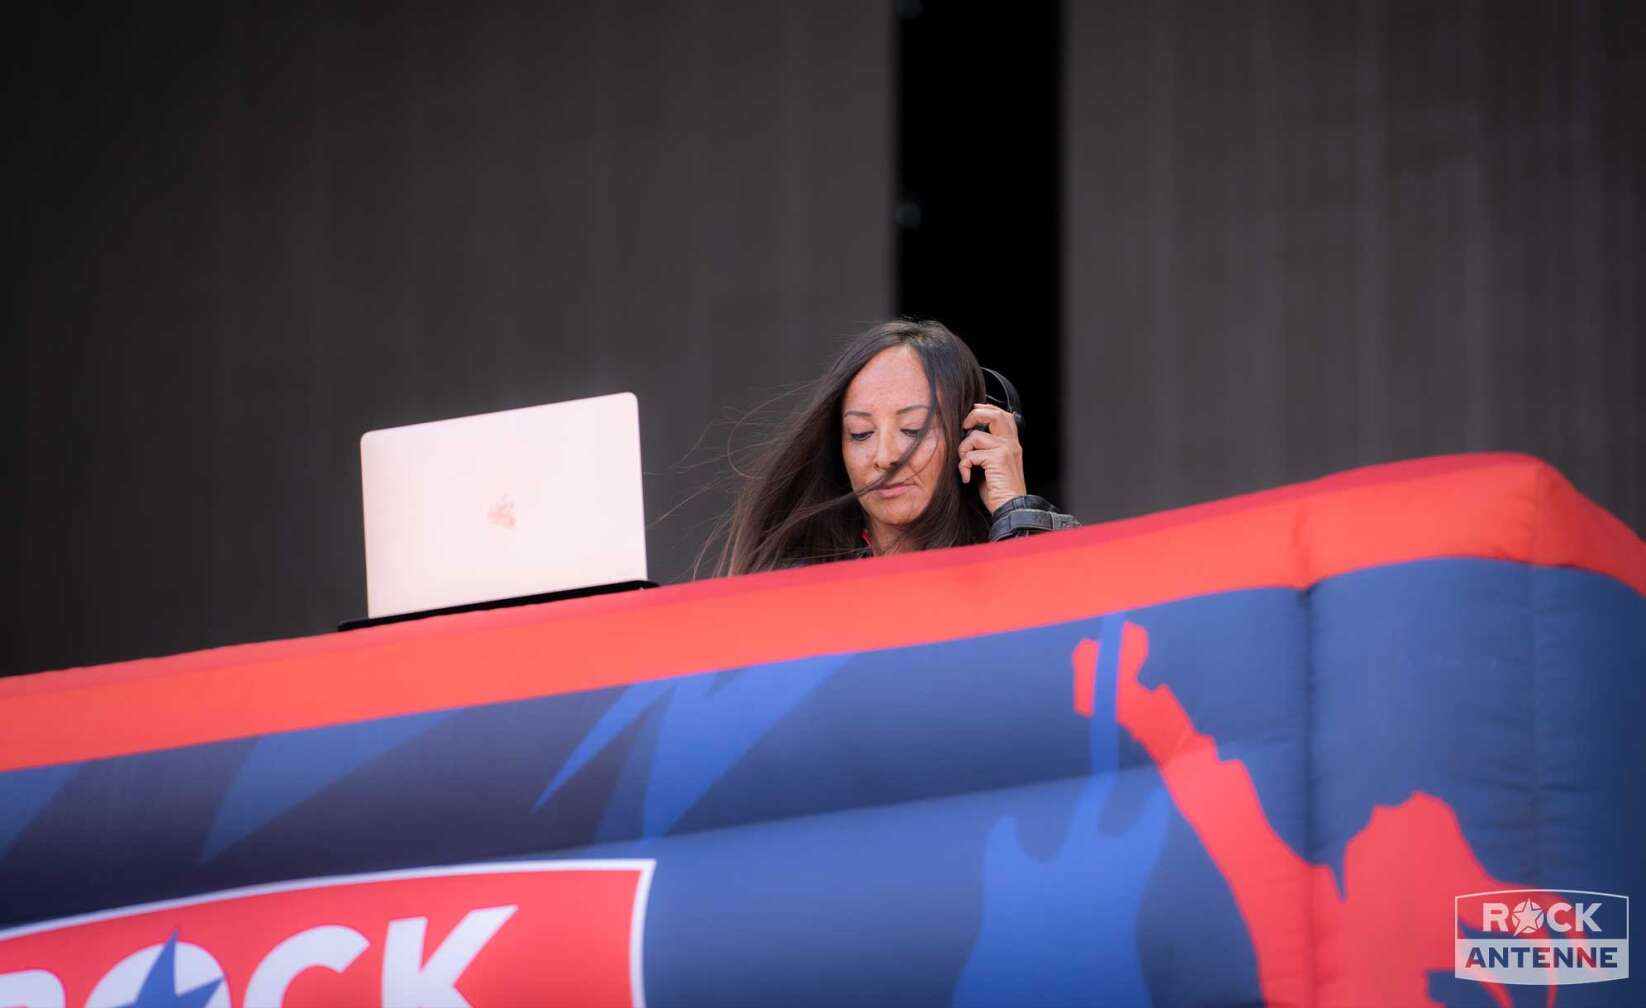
[[15, 1, 1643, 680], [10, 1, 892, 676], [1064, 1, 1645, 532]]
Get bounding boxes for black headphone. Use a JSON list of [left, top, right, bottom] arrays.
[[979, 366, 1025, 433]]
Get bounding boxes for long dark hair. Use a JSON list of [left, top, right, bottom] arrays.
[[713, 319, 990, 575]]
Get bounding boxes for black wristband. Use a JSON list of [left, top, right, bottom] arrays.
[[990, 508, 1055, 540], [988, 495, 1053, 521], [988, 496, 1079, 541]]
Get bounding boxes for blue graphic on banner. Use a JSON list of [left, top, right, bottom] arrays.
[[954, 615, 1169, 1006], [536, 653, 844, 836], [0, 763, 78, 859], [200, 709, 455, 860]]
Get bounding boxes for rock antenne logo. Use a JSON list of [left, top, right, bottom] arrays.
[[0, 860, 653, 1008], [1456, 889, 1630, 987]]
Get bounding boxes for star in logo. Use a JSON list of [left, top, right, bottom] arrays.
[[118, 932, 221, 1008], [1510, 899, 1545, 936]]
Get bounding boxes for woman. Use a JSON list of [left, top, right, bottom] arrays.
[[716, 319, 1076, 575]]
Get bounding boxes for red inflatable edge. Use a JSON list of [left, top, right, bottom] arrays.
[[2, 452, 1641, 773]]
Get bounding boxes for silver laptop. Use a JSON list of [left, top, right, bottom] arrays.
[[359, 392, 647, 620]]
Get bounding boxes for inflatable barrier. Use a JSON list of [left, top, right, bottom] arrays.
[[1, 453, 1641, 1006]]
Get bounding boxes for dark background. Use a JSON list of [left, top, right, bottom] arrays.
[[1065, 1, 1646, 526], [7, 1, 1643, 678]]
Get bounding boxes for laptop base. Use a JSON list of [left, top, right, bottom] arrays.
[[337, 579, 658, 632]]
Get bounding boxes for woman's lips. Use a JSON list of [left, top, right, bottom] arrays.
[[875, 482, 912, 497]]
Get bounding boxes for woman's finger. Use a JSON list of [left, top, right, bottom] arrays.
[[959, 447, 1003, 480], [964, 403, 1018, 442], [960, 444, 1015, 475], [962, 404, 1001, 434], [961, 447, 1007, 471], [957, 428, 1003, 454], [960, 443, 1028, 512]]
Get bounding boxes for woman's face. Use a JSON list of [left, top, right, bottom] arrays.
[[841, 345, 946, 542]]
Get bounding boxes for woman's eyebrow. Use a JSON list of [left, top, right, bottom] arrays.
[[842, 404, 931, 418]]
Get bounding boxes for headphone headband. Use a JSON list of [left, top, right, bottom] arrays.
[[980, 366, 1025, 432]]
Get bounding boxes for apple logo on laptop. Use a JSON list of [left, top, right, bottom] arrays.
[[487, 493, 516, 529]]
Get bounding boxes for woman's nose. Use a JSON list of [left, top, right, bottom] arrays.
[[873, 431, 898, 469]]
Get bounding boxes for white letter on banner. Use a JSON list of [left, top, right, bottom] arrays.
[[1575, 902, 1602, 932], [1482, 903, 1509, 932], [381, 906, 517, 1008], [244, 925, 369, 1007], [1547, 902, 1572, 932], [0, 970, 65, 1008]]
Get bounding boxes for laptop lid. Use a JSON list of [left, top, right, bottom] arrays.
[[360, 392, 646, 619]]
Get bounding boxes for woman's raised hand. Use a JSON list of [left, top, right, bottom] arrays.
[[958, 403, 1028, 514]]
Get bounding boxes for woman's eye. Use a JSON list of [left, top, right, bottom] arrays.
[[902, 428, 924, 440], [848, 431, 872, 442]]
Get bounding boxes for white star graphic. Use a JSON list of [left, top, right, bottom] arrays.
[[1511, 900, 1544, 936]]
